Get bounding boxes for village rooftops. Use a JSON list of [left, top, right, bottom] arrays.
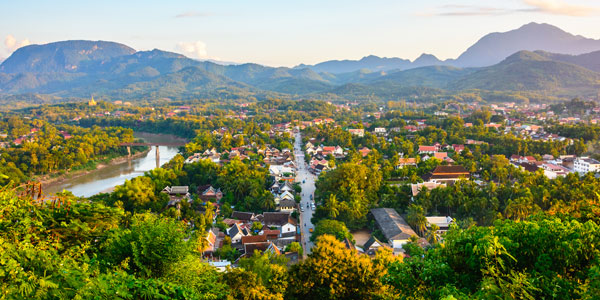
[[263, 212, 294, 226], [241, 234, 268, 245], [370, 208, 417, 242], [426, 165, 470, 182], [162, 186, 189, 195], [231, 211, 255, 221]]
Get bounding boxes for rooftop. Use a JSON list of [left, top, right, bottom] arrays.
[[370, 208, 417, 242]]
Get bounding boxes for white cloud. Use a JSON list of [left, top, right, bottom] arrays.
[[523, 0, 600, 16], [175, 41, 209, 59], [4, 34, 31, 52]]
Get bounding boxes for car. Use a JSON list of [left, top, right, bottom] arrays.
[[311, 203, 316, 210], [302, 180, 305, 184], [310, 194, 313, 200], [309, 228, 314, 233], [300, 207, 304, 212]]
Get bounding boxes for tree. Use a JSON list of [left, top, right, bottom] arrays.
[[287, 235, 390, 299], [102, 213, 195, 278], [406, 204, 427, 236], [426, 224, 440, 245], [323, 194, 340, 219], [226, 251, 288, 300], [113, 176, 157, 211], [285, 242, 304, 256], [310, 219, 353, 243]]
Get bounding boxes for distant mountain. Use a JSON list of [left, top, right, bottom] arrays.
[[452, 51, 600, 93], [372, 66, 473, 89], [411, 54, 446, 68], [297, 23, 600, 73], [295, 55, 411, 74], [0, 40, 136, 73], [533, 50, 600, 73], [454, 23, 600, 67], [2, 36, 600, 101]]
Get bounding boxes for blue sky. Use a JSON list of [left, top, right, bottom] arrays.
[[1, 0, 599, 66]]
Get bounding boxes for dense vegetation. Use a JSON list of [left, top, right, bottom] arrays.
[[0, 116, 139, 185], [1, 97, 600, 299]]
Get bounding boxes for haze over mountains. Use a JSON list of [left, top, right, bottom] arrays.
[[297, 23, 600, 73], [1, 22, 600, 101]]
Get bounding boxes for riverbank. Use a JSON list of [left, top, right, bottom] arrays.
[[38, 149, 149, 189]]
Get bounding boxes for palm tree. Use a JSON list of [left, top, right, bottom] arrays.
[[324, 194, 340, 219], [504, 197, 533, 221], [260, 191, 276, 211], [406, 204, 427, 236], [426, 224, 440, 245]]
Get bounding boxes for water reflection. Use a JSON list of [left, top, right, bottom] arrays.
[[44, 133, 182, 197]]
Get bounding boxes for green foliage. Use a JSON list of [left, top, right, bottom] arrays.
[[310, 219, 353, 243], [102, 213, 195, 278], [314, 162, 382, 229], [385, 217, 600, 299], [288, 235, 391, 300]]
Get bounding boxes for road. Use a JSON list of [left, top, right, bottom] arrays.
[[294, 129, 316, 256]]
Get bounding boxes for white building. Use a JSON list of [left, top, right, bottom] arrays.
[[574, 157, 600, 174]]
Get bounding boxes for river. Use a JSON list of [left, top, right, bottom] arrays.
[[44, 132, 184, 197]]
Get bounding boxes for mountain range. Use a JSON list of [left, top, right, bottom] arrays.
[[1, 22, 600, 102]]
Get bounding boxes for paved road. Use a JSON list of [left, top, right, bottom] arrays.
[[294, 129, 316, 256]]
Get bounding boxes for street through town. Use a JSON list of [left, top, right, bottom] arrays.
[[294, 129, 316, 256]]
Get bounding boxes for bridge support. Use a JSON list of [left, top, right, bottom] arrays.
[[127, 146, 131, 157], [155, 146, 160, 169]]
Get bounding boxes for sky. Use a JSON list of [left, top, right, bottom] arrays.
[[1, 0, 600, 66]]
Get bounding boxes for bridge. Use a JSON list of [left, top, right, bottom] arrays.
[[119, 142, 187, 147], [120, 142, 187, 168]]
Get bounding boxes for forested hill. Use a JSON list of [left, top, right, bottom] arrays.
[[1, 40, 600, 102]]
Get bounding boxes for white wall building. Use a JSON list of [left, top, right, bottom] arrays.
[[574, 157, 600, 174]]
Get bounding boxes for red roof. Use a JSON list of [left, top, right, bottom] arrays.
[[242, 235, 267, 245], [419, 146, 436, 152]]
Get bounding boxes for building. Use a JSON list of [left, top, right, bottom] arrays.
[[425, 216, 454, 233], [348, 128, 365, 137], [418, 146, 437, 154], [278, 198, 296, 212], [263, 212, 296, 235], [363, 236, 387, 256], [374, 127, 386, 135], [410, 182, 446, 197], [396, 157, 417, 168], [424, 165, 470, 184], [198, 185, 223, 202], [574, 157, 600, 174], [161, 186, 191, 207], [231, 211, 256, 222], [370, 208, 418, 253], [227, 223, 249, 244]]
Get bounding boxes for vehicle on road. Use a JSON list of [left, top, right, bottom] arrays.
[[300, 207, 304, 212], [310, 194, 313, 200], [302, 180, 305, 184], [309, 228, 313, 233], [311, 203, 316, 210]]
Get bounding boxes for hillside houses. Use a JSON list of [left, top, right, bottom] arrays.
[[206, 210, 299, 260]]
